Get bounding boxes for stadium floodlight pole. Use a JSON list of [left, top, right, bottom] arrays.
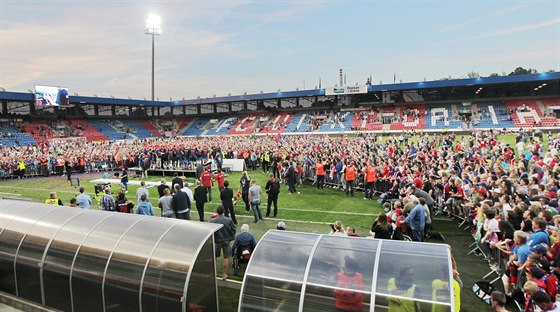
[[145, 14, 162, 102]]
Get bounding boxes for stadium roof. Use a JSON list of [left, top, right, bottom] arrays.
[[0, 72, 557, 107]]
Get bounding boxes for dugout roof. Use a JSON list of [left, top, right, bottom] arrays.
[[239, 230, 455, 312], [0, 199, 221, 312]]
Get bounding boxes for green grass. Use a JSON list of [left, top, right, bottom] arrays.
[[0, 169, 493, 311]]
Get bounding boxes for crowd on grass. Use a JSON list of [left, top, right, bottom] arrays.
[[7, 126, 560, 310]]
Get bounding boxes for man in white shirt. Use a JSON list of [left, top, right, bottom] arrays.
[[136, 181, 150, 204], [181, 184, 194, 203]]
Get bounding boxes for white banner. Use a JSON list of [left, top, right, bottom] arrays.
[[222, 159, 245, 172], [325, 85, 368, 96]]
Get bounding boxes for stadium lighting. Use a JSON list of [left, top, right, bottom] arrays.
[[145, 13, 161, 102]]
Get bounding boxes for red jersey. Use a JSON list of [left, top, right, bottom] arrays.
[[365, 167, 377, 182], [316, 163, 325, 176], [215, 172, 225, 188], [201, 171, 212, 187]]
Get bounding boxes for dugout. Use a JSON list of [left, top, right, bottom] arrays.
[[0, 199, 221, 312], [239, 230, 456, 312]]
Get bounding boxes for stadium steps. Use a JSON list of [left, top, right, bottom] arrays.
[[137, 120, 161, 136], [65, 119, 108, 142]]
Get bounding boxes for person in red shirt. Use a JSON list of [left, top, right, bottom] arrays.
[[316, 159, 325, 190], [215, 169, 225, 191], [345, 160, 356, 197], [363, 162, 377, 200], [334, 256, 364, 312], [200, 168, 213, 202]]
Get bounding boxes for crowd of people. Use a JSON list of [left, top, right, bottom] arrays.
[[7, 122, 560, 309]]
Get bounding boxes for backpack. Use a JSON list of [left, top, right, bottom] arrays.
[[270, 180, 280, 194], [472, 281, 496, 305]]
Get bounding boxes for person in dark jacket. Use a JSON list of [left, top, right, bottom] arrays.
[[172, 184, 190, 220], [194, 180, 208, 222], [220, 180, 237, 224], [211, 206, 236, 280], [265, 173, 280, 217]]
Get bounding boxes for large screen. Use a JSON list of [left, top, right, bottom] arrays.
[[35, 85, 69, 106]]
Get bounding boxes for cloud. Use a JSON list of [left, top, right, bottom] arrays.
[[443, 1, 533, 32], [476, 18, 560, 38]]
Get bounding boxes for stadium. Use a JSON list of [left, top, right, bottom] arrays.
[[0, 70, 559, 312], [1, 2, 560, 312]]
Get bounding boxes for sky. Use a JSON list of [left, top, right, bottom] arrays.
[[0, 0, 559, 100]]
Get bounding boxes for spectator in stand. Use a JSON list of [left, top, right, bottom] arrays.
[[370, 213, 393, 239], [404, 197, 425, 242], [490, 291, 509, 312]]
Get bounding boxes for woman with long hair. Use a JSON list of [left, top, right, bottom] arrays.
[[370, 212, 393, 239]]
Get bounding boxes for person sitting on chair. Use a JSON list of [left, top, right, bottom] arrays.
[[231, 223, 257, 261]]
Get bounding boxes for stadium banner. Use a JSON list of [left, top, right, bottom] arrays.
[[222, 159, 245, 172], [325, 85, 368, 96]]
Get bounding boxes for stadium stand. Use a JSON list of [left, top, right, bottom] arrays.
[[119, 120, 157, 139], [65, 119, 108, 141], [0, 123, 36, 147], [389, 104, 426, 131], [425, 103, 464, 130], [87, 120, 135, 140], [507, 98, 560, 128], [182, 116, 213, 136], [471, 101, 515, 129]]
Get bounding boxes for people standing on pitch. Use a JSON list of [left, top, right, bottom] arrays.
[[136, 194, 155, 216], [286, 161, 297, 194], [44, 192, 63, 205], [363, 161, 377, 200], [240, 171, 251, 212], [215, 169, 225, 192], [220, 180, 237, 225], [316, 158, 325, 190], [248, 180, 264, 223], [345, 160, 356, 197], [210, 205, 236, 280], [172, 184, 191, 220], [120, 167, 129, 193], [100, 188, 115, 211], [201, 167, 213, 202], [157, 178, 170, 197], [181, 183, 194, 204], [265, 173, 280, 218], [172, 172, 183, 190], [136, 181, 150, 204], [158, 188, 174, 218], [76, 187, 92, 209], [194, 180, 208, 222]]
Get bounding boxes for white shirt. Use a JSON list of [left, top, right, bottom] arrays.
[[181, 187, 194, 203]]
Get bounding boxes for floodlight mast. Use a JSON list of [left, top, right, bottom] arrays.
[[145, 14, 161, 102]]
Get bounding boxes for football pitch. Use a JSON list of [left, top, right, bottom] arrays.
[[0, 166, 495, 311]]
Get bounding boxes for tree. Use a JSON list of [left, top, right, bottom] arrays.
[[509, 67, 537, 75], [467, 71, 480, 78], [489, 73, 499, 77]]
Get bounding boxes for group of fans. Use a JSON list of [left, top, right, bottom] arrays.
[[7, 122, 560, 310]]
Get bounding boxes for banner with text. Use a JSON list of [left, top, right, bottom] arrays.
[[325, 85, 368, 96]]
